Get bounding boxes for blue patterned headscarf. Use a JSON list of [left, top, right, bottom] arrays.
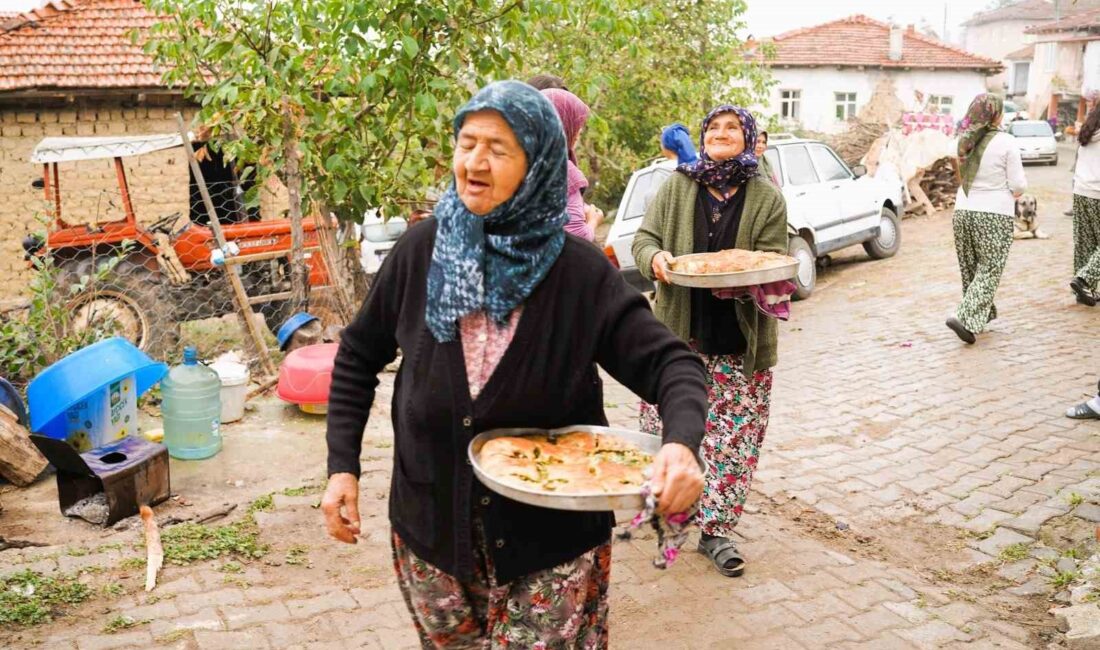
[[426, 81, 568, 343], [676, 105, 758, 191]]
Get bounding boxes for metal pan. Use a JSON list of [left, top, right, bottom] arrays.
[[469, 425, 664, 512], [666, 254, 799, 289]]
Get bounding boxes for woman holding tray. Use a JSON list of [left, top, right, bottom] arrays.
[[321, 81, 706, 649], [632, 105, 788, 578]]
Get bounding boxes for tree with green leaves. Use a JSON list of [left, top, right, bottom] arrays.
[[516, 0, 772, 207]]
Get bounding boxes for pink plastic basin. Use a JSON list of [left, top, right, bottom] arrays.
[[276, 343, 339, 407]]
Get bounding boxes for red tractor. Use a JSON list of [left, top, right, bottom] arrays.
[[22, 133, 333, 359]]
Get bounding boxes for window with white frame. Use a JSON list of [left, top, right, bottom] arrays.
[[780, 89, 801, 121], [1042, 43, 1057, 72], [929, 95, 954, 115], [834, 92, 857, 121]]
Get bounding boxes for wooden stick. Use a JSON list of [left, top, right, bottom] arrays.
[[246, 376, 279, 400], [175, 115, 277, 378]]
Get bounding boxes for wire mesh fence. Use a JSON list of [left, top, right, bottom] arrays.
[[3, 180, 354, 385]]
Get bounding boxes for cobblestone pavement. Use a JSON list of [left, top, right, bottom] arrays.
[[2, 150, 1096, 648]]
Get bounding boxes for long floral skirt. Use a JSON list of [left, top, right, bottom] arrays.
[[640, 351, 773, 538], [1073, 193, 1100, 290], [952, 209, 1013, 333], [391, 525, 611, 650]]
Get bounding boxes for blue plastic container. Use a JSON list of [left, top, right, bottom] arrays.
[[276, 312, 319, 351], [161, 347, 222, 460], [28, 337, 167, 442]]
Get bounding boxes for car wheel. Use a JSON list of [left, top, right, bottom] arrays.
[[863, 206, 901, 260], [788, 234, 816, 301], [1050, 156, 1059, 166]]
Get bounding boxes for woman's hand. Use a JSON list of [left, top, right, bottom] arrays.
[[584, 203, 604, 230], [651, 443, 704, 514], [321, 473, 361, 544], [651, 251, 674, 284]]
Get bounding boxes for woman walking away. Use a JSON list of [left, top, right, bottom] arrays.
[[542, 88, 603, 241], [1070, 102, 1100, 306], [660, 123, 699, 165], [946, 94, 1026, 344], [322, 81, 706, 649], [633, 105, 788, 578]]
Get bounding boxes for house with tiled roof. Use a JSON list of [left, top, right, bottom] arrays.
[[0, 0, 196, 296], [962, 0, 1100, 98], [759, 15, 1001, 134], [1021, 8, 1100, 126]]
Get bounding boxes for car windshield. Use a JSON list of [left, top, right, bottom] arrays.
[[622, 169, 670, 220], [1010, 122, 1053, 137]]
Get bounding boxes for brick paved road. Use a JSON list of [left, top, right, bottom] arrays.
[[4, 150, 1095, 648]]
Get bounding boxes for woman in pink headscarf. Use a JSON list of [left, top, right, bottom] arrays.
[[541, 88, 603, 241]]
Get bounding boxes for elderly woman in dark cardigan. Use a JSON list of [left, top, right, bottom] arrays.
[[321, 81, 707, 649], [633, 105, 787, 578]]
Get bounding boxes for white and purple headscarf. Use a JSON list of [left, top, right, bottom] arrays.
[[676, 105, 759, 191]]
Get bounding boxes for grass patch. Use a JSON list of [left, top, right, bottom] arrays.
[[101, 583, 125, 597], [0, 570, 92, 627], [102, 615, 148, 633], [120, 557, 146, 570], [218, 561, 243, 574], [248, 494, 274, 514], [65, 547, 89, 558], [1050, 571, 1079, 590], [282, 485, 322, 497], [161, 520, 268, 566], [1067, 493, 1085, 507], [998, 543, 1031, 563], [285, 545, 310, 566]]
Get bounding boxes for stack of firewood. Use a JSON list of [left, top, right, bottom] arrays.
[[824, 120, 889, 168], [917, 158, 959, 211]]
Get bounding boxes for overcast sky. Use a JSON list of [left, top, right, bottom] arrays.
[[0, 0, 1005, 44]]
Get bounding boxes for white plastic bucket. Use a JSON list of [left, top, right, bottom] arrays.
[[210, 361, 250, 424]]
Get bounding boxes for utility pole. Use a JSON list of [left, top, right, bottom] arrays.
[[943, 3, 948, 43]]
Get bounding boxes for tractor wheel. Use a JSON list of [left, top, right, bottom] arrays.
[[59, 259, 180, 362]]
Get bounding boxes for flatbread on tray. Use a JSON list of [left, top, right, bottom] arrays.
[[479, 432, 652, 494], [671, 249, 795, 275]]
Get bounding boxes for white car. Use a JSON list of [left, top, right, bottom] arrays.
[[605, 137, 904, 299], [1007, 120, 1058, 165], [358, 210, 407, 275]]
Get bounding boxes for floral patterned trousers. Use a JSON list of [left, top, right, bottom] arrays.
[[640, 351, 773, 538], [1073, 194, 1100, 290], [952, 209, 1014, 333], [391, 525, 611, 650]]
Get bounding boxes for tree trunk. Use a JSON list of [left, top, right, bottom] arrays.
[[283, 108, 309, 314]]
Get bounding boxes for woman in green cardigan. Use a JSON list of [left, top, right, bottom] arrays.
[[632, 105, 787, 578]]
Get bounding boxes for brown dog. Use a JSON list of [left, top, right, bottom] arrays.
[[1013, 194, 1048, 239]]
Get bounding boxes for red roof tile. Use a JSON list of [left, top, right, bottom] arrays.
[[0, 0, 172, 93], [1005, 44, 1036, 60], [1025, 7, 1100, 34], [764, 15, 1002, 72]]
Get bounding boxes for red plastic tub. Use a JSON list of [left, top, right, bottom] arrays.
[[276, 343, 339, 414]]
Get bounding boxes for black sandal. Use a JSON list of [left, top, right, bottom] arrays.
[[946, 317, 976, 344], [1066, 400, 1100, 420], [1071, 277, 1097, 307], [698, 536, 745, 577]]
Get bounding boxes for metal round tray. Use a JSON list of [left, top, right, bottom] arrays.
[[666, 254, 799, 288], [469, 425, 663, 512]]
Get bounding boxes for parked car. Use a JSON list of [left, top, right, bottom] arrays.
[[1007, 120, 1058, 165], [604, 137, 904, 299], [1004, 101, 1030, 123]]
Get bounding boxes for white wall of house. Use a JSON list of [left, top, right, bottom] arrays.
[[963, 19, 1038, 90], [1026, 38, 1089, 116], [1084, 40, 1100, 96], [763, 67, 990, 134]]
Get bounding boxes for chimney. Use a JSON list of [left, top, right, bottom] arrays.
[[888, 25, 904, 62]]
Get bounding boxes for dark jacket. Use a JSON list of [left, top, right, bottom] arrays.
[[326, 218, 707, 584]]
